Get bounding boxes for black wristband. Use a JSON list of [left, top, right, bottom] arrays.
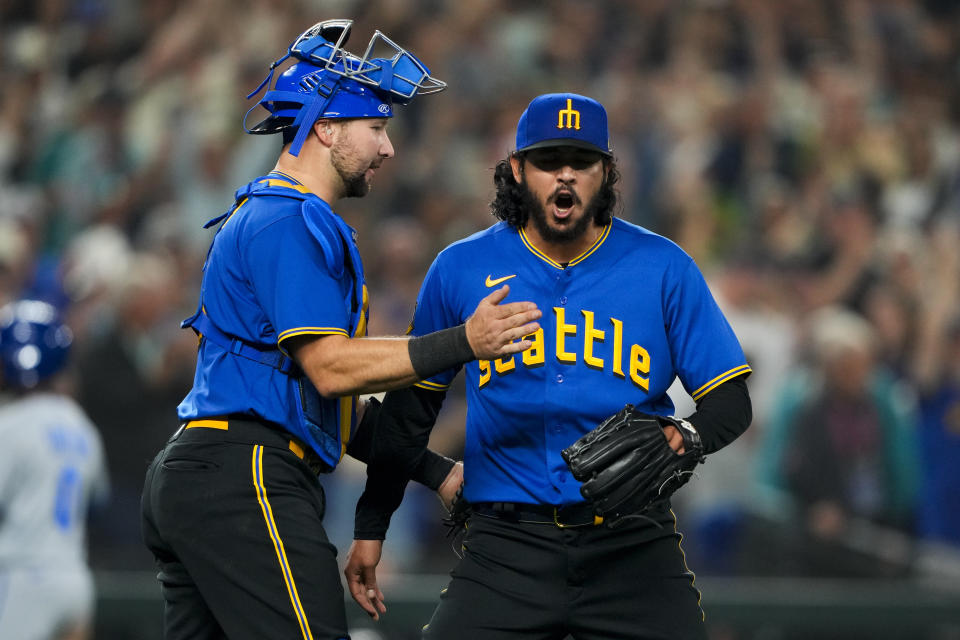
[[408, 324, 475, 379], [413, 452, 456, 491]]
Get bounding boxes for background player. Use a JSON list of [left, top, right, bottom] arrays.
[[139, 19, 540, 640], [346, 92, 753, 639], [0, 299, 109, 640]]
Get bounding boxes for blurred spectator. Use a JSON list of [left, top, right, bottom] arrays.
[[915, 321, 960, 548], [910, 223, 960, 547], [364, 217, 430, 337], [74, 251, 194, 569], [756, 306, 920, 575], [0, 217, 33, 305]]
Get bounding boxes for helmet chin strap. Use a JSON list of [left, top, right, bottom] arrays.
[[287, 75, 341, 157], [245, 51, 291, 101]]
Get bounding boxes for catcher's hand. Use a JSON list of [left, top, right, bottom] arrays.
[[561, 405, 705, 525]]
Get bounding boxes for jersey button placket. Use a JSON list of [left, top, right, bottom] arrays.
[[553, 272, 568, 383], [546, 262, 572, 498]]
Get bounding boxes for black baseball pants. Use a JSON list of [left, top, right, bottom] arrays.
[[141, 419, 349, 640], [422, 509, 707, 640]]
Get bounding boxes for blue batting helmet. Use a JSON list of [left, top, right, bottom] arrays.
[[0, 300, 73, 390], [244, 19, 446, 157]]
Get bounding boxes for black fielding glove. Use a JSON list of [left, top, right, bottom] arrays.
[[562, 405, 705, 526]]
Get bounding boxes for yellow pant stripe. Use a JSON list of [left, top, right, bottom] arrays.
[[252, 445, 314, 640], [184, 419, 229, 430], [670, 509, 704, 622]]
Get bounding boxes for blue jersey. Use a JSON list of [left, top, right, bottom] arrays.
[[411, 219, 750, 505], [178, 172, 369, 467]]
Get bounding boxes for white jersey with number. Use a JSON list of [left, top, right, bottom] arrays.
[[0, 392, 110, 639]]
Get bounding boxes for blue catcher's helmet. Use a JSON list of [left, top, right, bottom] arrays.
[[0, 300, 73, 390], [244, 19, 446, 157]]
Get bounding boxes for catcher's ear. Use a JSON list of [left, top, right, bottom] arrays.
[[315, 120, 336, 146]]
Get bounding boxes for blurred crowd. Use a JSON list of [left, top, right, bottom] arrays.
[[2, 0, 959, 582]]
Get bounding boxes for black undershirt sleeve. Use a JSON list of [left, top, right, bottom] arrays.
[[353, 385, 447, 540], [684, 375, 752, 454], [346, 396, 454, 489]]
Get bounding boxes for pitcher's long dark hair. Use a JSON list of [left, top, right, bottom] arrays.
[[490, 154, 621, 229]]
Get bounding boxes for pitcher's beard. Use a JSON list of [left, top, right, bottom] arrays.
[[520, 181, 600, 244]]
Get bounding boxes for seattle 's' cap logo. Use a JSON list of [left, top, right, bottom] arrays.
[[557, 98, 581, 130]]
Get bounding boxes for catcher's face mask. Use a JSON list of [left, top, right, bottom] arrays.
[[244, 19, 447, 157]]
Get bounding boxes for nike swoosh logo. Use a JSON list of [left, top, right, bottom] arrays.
[[485, 274, 517, 287]]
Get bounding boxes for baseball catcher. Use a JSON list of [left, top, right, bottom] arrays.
[[562, 405, 706, 525], [140, 17, 542, 638]]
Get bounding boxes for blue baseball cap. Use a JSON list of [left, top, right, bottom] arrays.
[[515, 93, 611, 156]]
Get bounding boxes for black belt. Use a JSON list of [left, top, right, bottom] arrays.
[[177, 415, 331, 475], [472, 501, 604, 528]]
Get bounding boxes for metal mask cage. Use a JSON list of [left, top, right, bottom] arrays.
[[345, 30, 447, 100], [244, 19, 446, 156], [288, 20, 446, 101], [288, 19, 354, 69]]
